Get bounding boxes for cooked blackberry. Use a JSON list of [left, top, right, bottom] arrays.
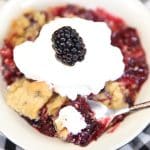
[[111, 27, 140, 48], [52, 26, 86, 66]]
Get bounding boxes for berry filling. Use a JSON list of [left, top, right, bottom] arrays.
[[66, 97, 105, 146]]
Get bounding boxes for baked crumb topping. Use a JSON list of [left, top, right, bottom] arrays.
[[46, 95, 68, 116], [6, 78, 53, 119], [5, 10, 47, 47], [97, 81, 129, 109]]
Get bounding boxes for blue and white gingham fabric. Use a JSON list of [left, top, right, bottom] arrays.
[[0, 0, 150, 149]]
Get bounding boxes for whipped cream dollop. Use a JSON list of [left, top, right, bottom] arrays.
[[55, 106, 87, 135], [14, 18, 124, 99]]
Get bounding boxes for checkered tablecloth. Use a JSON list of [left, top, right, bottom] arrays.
[[0, 0, 150, 150], [0, 126, 150, 150]]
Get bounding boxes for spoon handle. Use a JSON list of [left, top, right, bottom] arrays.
[[129, 101, 150, 112]]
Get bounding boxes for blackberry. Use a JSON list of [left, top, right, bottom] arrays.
[[52, 26, 86, 66]]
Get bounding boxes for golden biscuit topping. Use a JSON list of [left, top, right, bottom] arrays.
[[6, 78, 53, 119], [5, 10, 47, 47], [97, 81, 129, 109], [46, 95, 68, 116]]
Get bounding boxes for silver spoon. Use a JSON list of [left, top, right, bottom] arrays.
[[87, 100, 150, 124]]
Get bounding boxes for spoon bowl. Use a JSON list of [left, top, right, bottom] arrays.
[[88, 99, 150, 127]]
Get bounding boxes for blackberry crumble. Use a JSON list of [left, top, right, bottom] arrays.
[[0, 4, 149, 147]]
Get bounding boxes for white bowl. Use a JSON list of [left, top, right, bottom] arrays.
[[0, 0, 150, 150]]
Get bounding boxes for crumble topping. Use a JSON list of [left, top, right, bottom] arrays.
[[46, 95, 67, 116], [5, 10, 47, 47], [97, 81, 129, 109], [56, 127, 69, 140], [6, 78, 53, 119]]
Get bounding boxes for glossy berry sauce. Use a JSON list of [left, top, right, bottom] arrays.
[[0, 5, 149, 146]]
